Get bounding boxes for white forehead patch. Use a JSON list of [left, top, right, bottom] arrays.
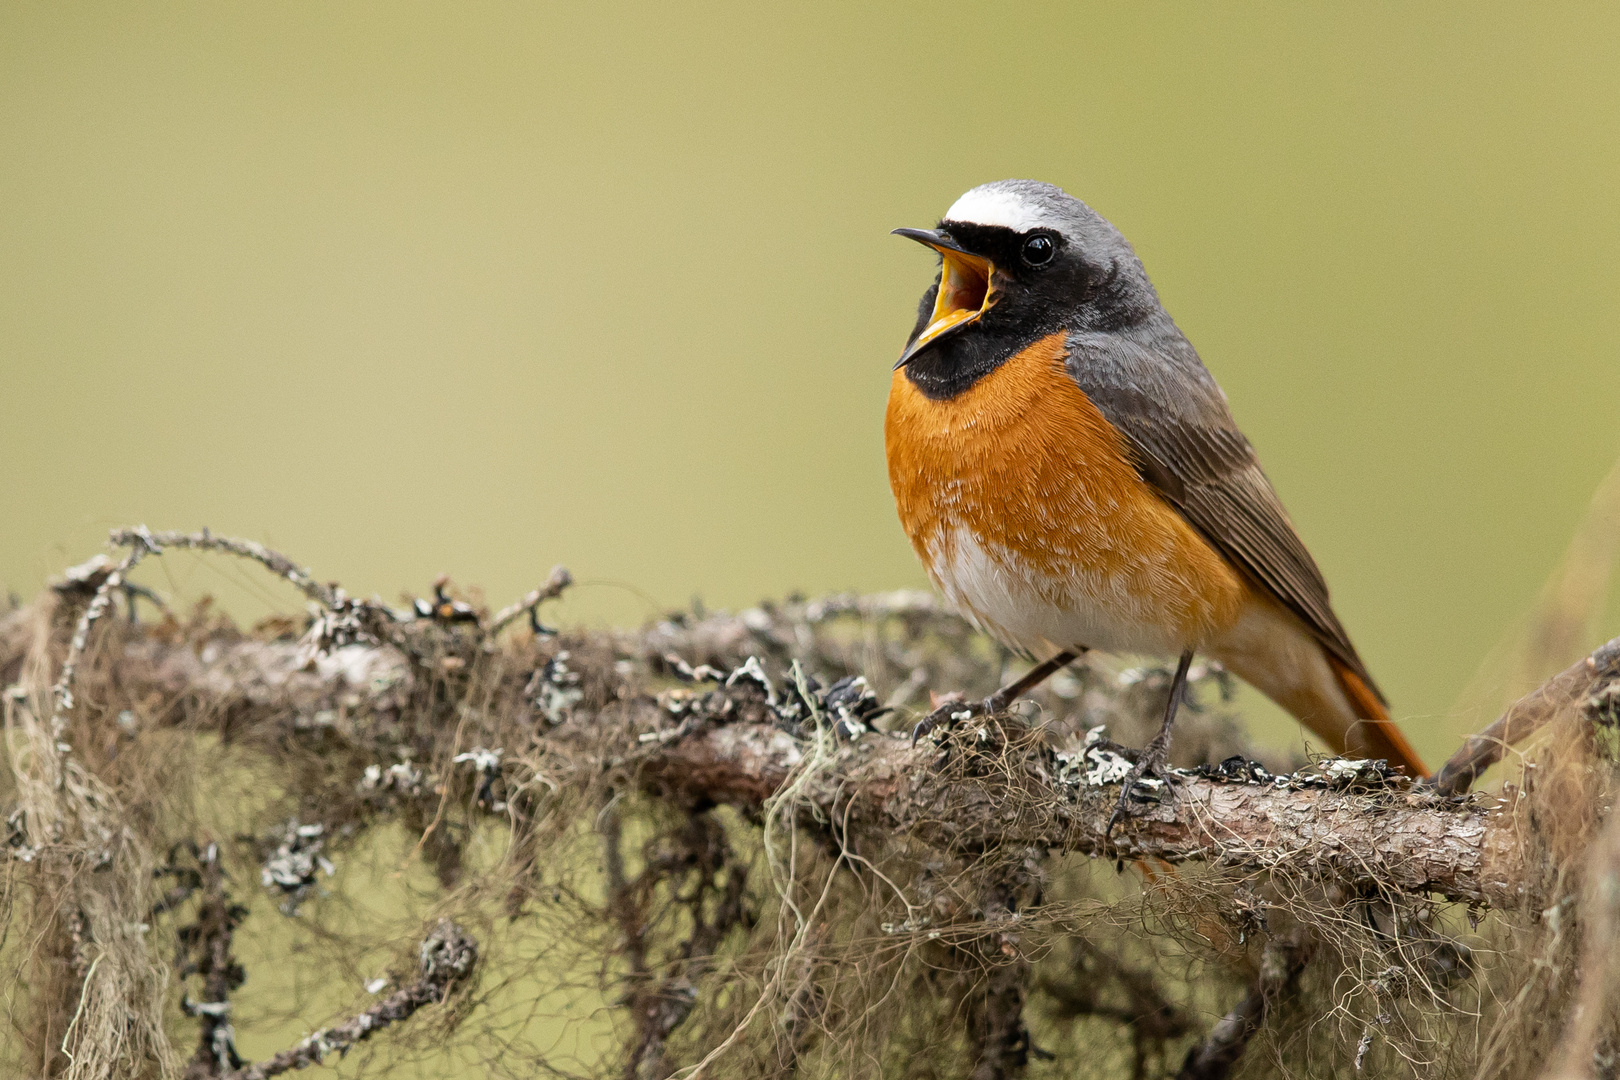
[[943, 186, 1048, 233]]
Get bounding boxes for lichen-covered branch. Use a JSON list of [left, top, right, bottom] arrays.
[[490, 564, 573, 634], [7, 529, 1620, 1080], [107, 528, 340, 609], [638, 720, 1520, 907], [1432, 636, 1620, 795], [178, 841, 247, 1079], [221, 921, 476, 1080], [0, 609, 1526, 908]]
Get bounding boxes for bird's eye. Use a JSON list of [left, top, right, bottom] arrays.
[[1021, 233, 1056, 266]]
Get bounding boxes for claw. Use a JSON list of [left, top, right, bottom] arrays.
[[1105, 748, 1169, 841], [914, 651, 1084, 745], [1105, 649, 1195, 845], [911, 697, 977, 744]]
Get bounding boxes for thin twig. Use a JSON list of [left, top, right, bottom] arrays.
[[967, 875, 1035, 1080], [49, 531, 160, 737], [490, 566, 573, 635], [108, 528, 339, 609], [1177, 931, 1311, 1080], [1431, 635, 1620, 795], [180, 842, 246, 1079], [222, 921, 476, 1080]]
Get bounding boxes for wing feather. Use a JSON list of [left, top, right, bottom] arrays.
[[1065, 335, 1386, 703]]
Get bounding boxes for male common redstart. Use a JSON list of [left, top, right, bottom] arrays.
[[885, 179, 1424, 792]]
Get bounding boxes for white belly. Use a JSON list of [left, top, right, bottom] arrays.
[[926, 527, 1192, 659]]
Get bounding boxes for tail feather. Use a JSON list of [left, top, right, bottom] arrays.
[[1325, 657, 1427, 776], [1209, 593, 1427, 777]]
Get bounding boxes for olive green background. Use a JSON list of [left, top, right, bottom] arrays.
[[4, 3, 1619, 765]]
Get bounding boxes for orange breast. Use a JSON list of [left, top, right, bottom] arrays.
[[884, 331, 1247, 654]]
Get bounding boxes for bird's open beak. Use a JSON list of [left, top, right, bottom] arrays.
[[892, 228, 997, 369]]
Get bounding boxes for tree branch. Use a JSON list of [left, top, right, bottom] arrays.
[[179, 841, 247, 1079], [638, 721, 1519, 907], [1432, 635, 1620, 795], [1177, 930, 1310, 1080], [0, 615, 1526, 908], [490, 565, 573, 635], [221, 920, 476, 1080], [11, 531, 1620, 1079]]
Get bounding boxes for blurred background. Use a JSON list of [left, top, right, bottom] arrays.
[[3, 2, 1618, 766]]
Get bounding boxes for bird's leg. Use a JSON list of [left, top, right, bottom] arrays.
[[1107, 649, 1195, 838], [985, 649, 1081, 713], [911, 650, 1082, 743]]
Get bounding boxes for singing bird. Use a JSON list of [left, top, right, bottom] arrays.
[[885, 179, 1424, 793]]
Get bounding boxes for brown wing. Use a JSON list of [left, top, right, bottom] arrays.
[[1067, 337, 1387, 704]]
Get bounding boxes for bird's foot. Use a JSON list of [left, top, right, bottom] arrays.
[[912, 651, 1085, 743], [909, 691, 987, 743], [1106, 742, 1173, 841], [1106, 649, 1194, 843]]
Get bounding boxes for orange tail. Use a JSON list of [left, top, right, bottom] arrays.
[[1326, 658, 1427, 776]]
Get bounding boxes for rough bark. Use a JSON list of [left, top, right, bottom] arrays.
[[0, 611, 1532, 908], [638, 719, 1521, 906], [8, 533, 1620, 1080]]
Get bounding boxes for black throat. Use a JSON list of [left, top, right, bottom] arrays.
[[902, 332, 1017, 400], [900, 285, 1067, 401]]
